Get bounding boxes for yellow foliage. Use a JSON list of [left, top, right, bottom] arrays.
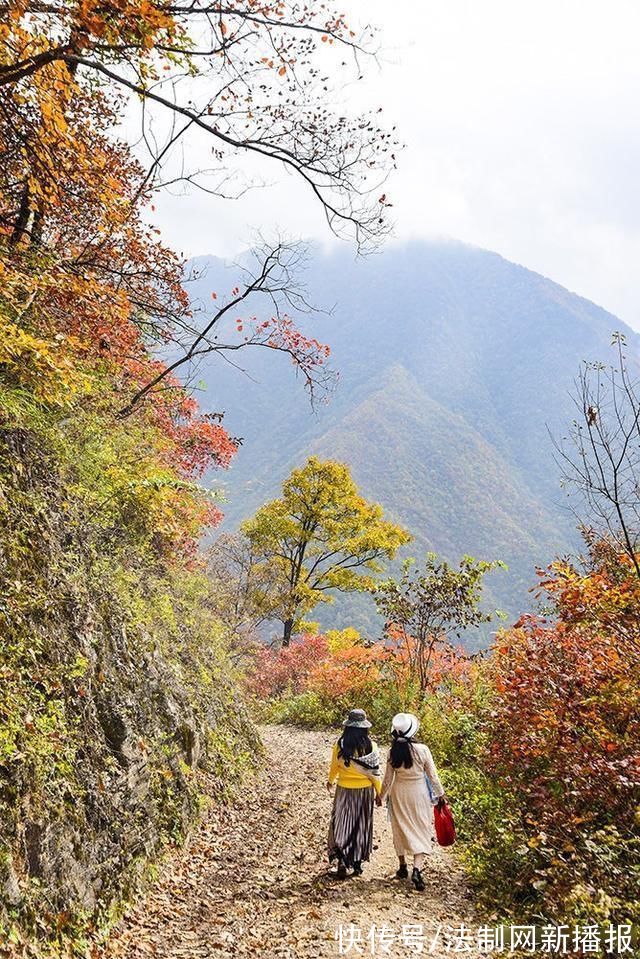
[[0, 317, 88, 406], [326, 627, 363, 652]]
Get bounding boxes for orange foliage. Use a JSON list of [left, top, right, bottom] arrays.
[[384, 623, 472, 691], [487, 550, 640, 837], [249, 634, 330, 699], [1, 63, 239, 517], [307, 643, 388, 700], [250, 628, 473, 715]]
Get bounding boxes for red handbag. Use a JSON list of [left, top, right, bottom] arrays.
[[433, 801, 456, 846]]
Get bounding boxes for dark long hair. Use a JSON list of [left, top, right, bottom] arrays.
[[337, 727, 372, 766], [389, 730, 415, 769]]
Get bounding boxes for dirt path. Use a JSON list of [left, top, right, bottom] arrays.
[[103, 726, 485, 958]]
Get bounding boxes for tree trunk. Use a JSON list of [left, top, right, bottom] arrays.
[[10, 184, 32, 247], [31, 209, 43, 246], [282, 619, 294, 647]]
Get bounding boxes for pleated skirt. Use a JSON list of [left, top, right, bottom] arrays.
[[327, 785, 375, 866]]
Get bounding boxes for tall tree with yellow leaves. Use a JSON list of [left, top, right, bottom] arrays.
[[242, 456, 410, 645]]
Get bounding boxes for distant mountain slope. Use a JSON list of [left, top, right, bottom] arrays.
[[186, 241, 638, 642]]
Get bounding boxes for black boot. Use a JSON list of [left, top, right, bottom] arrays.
[[352, 861, 363, 876], [396, 863, 408, 879], [411, 867, 425, 891]]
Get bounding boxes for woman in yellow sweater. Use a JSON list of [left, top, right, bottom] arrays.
[[327, 709, 382, 878]]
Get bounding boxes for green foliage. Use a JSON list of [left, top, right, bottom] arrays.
[[257, 682, 415, 734], [376, 554, 502, 639], [0, 385, 256, 950], [258, 691, 342, 729], [418, 682, 529, 908], [375, 553, 502, 688]]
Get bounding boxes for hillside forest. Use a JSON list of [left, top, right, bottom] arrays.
[[0, 2, 639, 957], [190, 241, 640, 640]]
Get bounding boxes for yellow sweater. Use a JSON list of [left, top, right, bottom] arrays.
[[327, 742, 382, 795]]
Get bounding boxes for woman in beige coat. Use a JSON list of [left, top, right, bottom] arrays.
[[377, 712, 446, 891]]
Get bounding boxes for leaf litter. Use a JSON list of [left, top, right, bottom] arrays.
[[100, 726, 483, 958]]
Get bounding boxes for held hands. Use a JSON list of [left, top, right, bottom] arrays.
[[375, 795, 383, 807]]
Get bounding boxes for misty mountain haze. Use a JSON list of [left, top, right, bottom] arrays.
[[186, 240, 637, 644]]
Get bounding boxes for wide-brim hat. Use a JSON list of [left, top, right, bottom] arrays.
[[343, 708, 372, 729], [391, 712, 420, 740]]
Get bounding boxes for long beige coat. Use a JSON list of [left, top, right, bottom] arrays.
[[380, 743, 445, 856]]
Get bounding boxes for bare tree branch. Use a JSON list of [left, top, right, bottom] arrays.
[[553, 333, 640, 577]]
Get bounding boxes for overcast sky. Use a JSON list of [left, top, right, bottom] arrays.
[[147, 0, 640, 330]]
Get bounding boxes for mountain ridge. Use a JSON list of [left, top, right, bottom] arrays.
[[186, 240, 638, 641]]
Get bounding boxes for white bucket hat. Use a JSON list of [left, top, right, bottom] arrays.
[[391, 712, 420, 740]]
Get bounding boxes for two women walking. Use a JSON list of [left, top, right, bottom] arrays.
[[327, 709, 447, 890]]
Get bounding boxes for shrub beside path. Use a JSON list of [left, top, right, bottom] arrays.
[[103, 726, 484, 958]]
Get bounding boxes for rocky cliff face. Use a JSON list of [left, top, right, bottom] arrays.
[[0, 426, 256, 951]]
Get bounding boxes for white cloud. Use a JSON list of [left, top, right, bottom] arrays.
[[143, 0, 640, 328]]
